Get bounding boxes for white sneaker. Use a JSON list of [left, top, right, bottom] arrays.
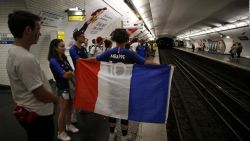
[[109, 133, 115, 141], [66, 124, 79, 133], [57, 131, 71, 141]]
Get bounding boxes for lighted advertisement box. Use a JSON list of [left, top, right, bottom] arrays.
[[57, 31, 65, 41], [68, 11, 85, 22], [0, 33, 14, 44]]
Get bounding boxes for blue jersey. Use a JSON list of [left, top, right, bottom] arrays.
[[96, 47, 145, 64], [69, 44, 88, 67], [49, 57, 73, 89], [136, 45, 146, 58]]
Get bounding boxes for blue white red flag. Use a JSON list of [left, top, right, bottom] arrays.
[[75, 59, 174, 123]]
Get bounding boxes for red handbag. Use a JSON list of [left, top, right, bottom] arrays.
[[13, 105, 38, 124]]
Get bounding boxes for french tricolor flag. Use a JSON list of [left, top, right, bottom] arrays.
[[74, 59, 174, 123]]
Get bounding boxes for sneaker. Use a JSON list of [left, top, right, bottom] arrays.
[[57, 131, 71, 141], [66, 124, 79, 133], [109, 133, 115, 141]]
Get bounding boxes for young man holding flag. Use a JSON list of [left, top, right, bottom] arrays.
[[95, 29, 153, 141]]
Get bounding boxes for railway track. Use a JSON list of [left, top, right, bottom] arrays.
[[160, 49, 250, 141]]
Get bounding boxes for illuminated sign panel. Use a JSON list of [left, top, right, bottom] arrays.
[[67, 10, 85, 22], [68, 15, 85, 21], [57, 31, 65, 41]]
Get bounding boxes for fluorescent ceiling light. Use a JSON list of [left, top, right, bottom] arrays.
[[220, 26, 229, 30], [69, 7, 80, 11], [226, 24, 236, 28], [235, 21, 248, 27], [131, 0, 154, 38], [204, 30, 209, 34], [177, 17, 249, 39], [214, 23, 222, 27], [104, 0, 138, 21], [214, 27, 220, 31]]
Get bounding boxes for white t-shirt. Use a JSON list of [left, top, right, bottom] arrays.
[[90, 45, 103, 57], [130, 42, 139, 52], [6, 44, 54, 116]]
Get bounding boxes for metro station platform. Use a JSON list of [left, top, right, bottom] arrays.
[[175, 47, 250, 72]]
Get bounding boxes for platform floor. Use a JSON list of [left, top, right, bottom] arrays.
[[0, 87, 139, 141], [176, 47, 250, 71]]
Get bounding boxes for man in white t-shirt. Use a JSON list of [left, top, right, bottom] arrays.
[[89, 36, 104, 57], [6, 10, 59, 141], [130, 38, 139, 52]]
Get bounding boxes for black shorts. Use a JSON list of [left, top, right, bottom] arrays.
[[57, 89, 71, 100]]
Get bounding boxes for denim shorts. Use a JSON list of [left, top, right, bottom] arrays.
[[57, 89, 71, 100]]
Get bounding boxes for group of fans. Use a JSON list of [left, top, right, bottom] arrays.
[[70, 33, 158, 60], [48, 28, 158, 141]]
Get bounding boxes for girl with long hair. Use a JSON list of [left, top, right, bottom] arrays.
[[48, 39, 79, 141]]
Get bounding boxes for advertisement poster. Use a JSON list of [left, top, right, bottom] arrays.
[[64, 2, 121, 48], [0, 33, 14, 44], [78, 7, 117, 36]]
